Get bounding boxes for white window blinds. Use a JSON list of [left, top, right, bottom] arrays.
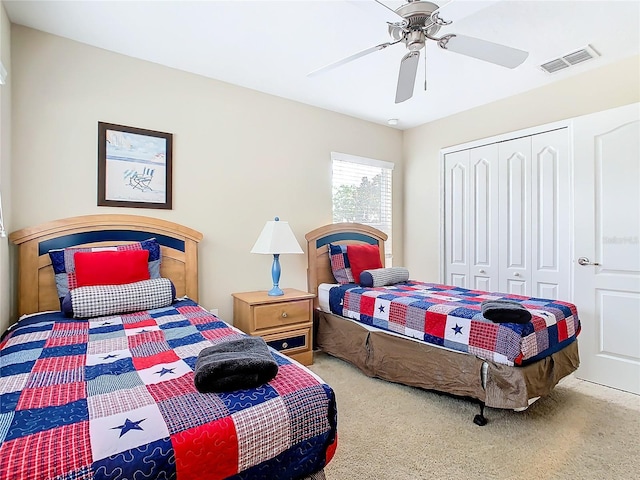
[[331, 152, 394, 259]]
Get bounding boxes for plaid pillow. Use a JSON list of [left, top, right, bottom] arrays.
[[61, 278, 175, 318], [48, 238, 161, 301], [359, 267, 409, 287], [328, 243, 354, 284]]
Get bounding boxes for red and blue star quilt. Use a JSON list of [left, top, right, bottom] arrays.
[[329, 282, 580, 366], [0, 299, 337, 480]]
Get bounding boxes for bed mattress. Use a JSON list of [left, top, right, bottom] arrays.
[[0, 298, 337, 480], [326, 282, 581, 366]]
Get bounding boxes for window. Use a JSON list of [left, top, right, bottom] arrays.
[[331, 152, 394, 262]]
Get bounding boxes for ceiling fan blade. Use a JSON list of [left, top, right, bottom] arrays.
[[395, 51, 420, 104], [439, 34, 528, 68], [432, 0, 501, 23], [308, 41, 397, 77]]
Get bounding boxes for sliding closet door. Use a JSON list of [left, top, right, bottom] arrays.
[[498, 137, 531, 295], [469, 144, 499, 291], [444, 145, 499, 289], [444, 150, 469, 287], [443, 128, 569, 296], [531, 129, 571, 300]]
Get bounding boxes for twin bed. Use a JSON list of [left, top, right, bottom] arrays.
[[305, 223, 581, 424], [1, 215, 336, 480]]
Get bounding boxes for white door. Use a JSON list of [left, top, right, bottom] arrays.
[[444, 149, 470, 287], [469, 144, 500, 291], [444, 145, 500, 289], [530, 129, 571, 301], [573, 102, 640, 394], [499, 137, 532, 295]]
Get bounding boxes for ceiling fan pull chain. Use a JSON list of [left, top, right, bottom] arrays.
[[424, 49, 428, 91]]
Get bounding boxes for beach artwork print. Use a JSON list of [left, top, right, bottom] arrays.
[[98, 122, 173, 209]]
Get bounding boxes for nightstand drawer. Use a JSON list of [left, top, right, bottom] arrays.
[[264, 328, 310, 355], [253, 300, 310, 330], [232, 289, 315, 365]]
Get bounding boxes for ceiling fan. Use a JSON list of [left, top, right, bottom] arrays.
[[308, 0, 529, 104]]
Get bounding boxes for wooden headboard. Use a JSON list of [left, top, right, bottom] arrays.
[[305, 223, 387, 309], [9, 214, 204, 316]]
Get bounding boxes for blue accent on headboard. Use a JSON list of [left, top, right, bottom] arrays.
[[316, 232, 379, 249], [38, 230, 185, 256]]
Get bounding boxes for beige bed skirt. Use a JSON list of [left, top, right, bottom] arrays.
[[316, 311, 580, 410]]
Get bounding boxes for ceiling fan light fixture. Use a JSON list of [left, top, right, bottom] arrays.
[[406, 30, 426, 51]]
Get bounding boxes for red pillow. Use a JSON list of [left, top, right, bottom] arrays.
[[347, 244, 383, 284], [74, 250, 151, 287]]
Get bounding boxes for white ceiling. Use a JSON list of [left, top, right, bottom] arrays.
[[4, 0, 640, 129]]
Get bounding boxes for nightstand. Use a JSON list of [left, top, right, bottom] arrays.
[[232, 288, 316, 366]]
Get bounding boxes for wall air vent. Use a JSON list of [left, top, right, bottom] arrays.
[[539, 45, 600, 74]]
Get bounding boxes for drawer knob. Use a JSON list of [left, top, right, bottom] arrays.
[[281, 312, 288, 318], [282, 342, 288, 349]]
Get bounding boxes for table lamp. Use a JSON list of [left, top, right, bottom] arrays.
[[251, 217, 303, 296]]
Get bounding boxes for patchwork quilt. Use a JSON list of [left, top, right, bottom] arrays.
[[0, 299, 337, 480], [329, 282, 581, 366]]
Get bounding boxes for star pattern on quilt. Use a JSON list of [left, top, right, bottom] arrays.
[[112, 418, 146, 437], [452, 324, 463, 335], [378, 305, 385, 313], [156, 367, 175, 377], [100, 321, 113, 326], [102, 353, 118, 360]]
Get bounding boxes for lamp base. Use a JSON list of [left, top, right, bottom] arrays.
[[268, 254, 284, 296], [268, 286, 284, 296]]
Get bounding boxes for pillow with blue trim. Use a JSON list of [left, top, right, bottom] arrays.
[[328, 243, 354, 284], [61, 278, 176, 318], [48, 238, 161, 303], [359, 267, 410, 287]]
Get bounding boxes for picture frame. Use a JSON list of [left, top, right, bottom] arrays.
[[98, 122, 173, 209]]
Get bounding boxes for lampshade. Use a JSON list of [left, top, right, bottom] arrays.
[[251, 217, 303, 296], [251, 218, 303, 255]]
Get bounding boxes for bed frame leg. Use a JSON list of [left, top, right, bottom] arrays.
[[473, 402, 488, 426]]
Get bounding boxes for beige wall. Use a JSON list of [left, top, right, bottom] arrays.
[[0, 3, 11, 330], [403, 55, 640, 282], [7, 25, 403, 329]]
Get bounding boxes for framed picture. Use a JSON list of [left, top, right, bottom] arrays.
[[98, 122, 173, 209]]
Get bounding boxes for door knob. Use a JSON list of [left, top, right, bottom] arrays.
[[578, 257, 600, 266], [514, 272, 520, 277]]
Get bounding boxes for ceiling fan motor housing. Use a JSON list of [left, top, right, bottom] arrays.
[[389, 0, 442, 50]]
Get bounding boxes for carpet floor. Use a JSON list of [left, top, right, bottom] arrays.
[[309, 351, 640, 480]]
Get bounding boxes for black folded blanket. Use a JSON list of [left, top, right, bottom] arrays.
[[194, 336, 279, 393], [481, 299, 532, 324]]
